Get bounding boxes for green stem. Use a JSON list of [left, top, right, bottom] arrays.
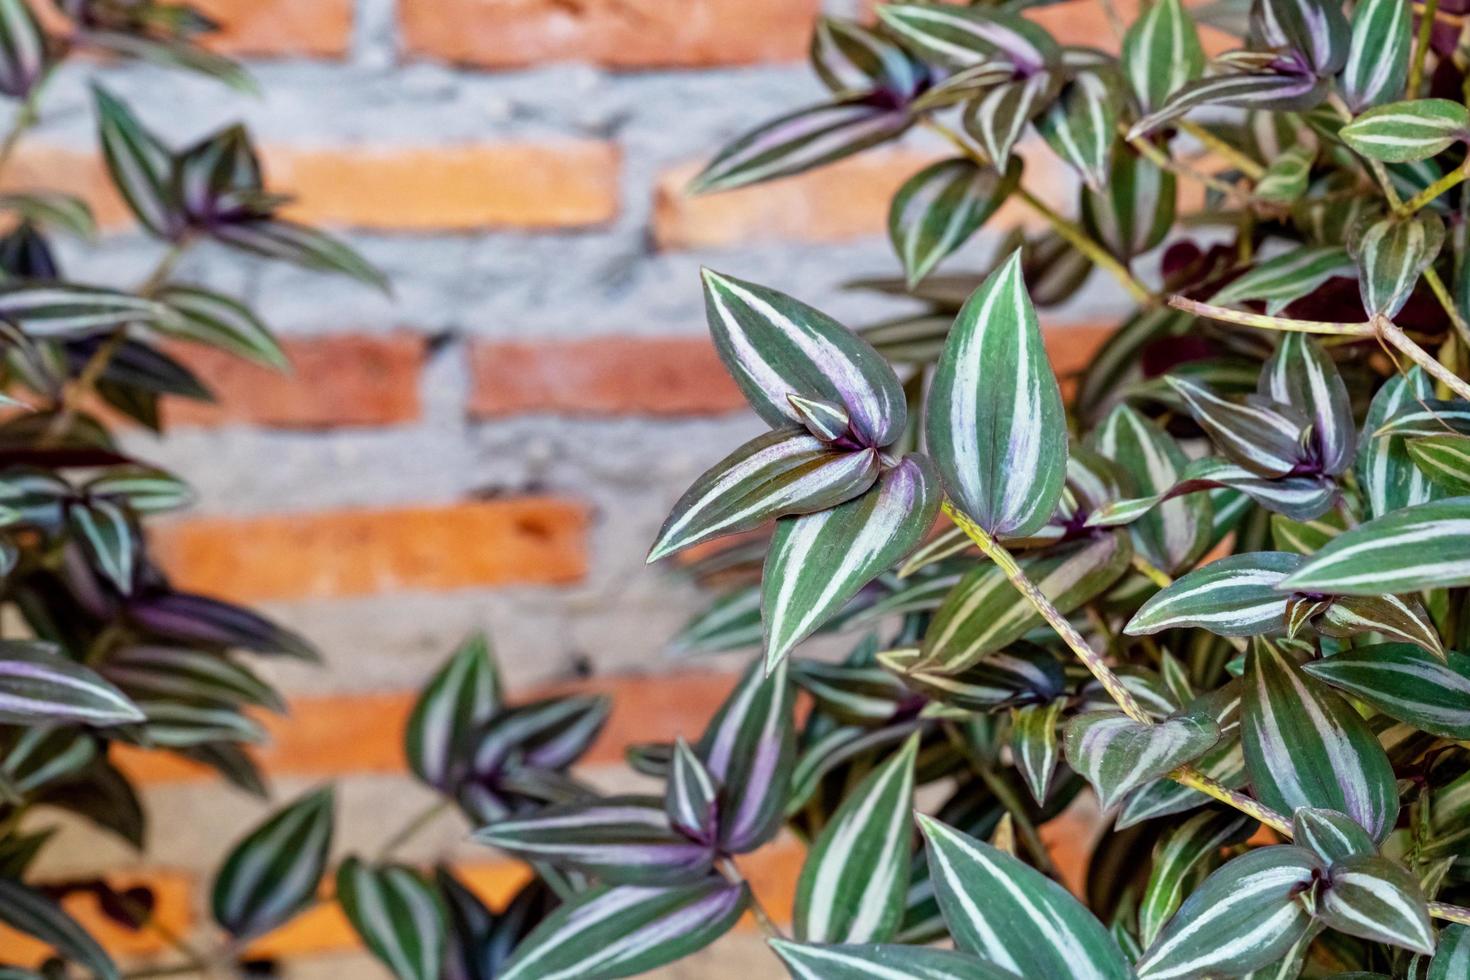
[[1410, 0, 1439, 98], [1177, 121, 1265, 180], [375, 799, 451, 861], [1403, 164, 1468, 214], [1169, 296, 1376, 337], [942, 721, 1059, 878], [1125, 128, 1248, 205], [1421, 266, 1470, 351], [1377, 314, 1470, 401]]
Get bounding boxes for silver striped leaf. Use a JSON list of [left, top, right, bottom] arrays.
[[1077, 306, 1192, 424], [1090, 404, 1211, 574], [1037, 69, 1121, 191], [786, 722, 917, 819], [1358, 368, 1441, 519], [1315, 593, 1443, 658], [1253, 143, 1316, 205], [690, 100, 912, 195], [404, 632, 501, 790], [336, 858, 446, 980], [697, 658, 795, 853], [1167, 376, 1305, 478], [102, 645, 285, 713], [770, 940, 1019, 980], [762, 454, 939, 671], [789, 394, 850, 443], [498, 879, 749, 980], [1270, 508, 1346, 555], [1318, 855, 1434, 956], [211, 787, 334, 939], [0, 878, 118, 980], [1408, 434, 1470, 494], [1210, 246, 1354, 314], [1302, 644, 1470, 739], [1136, 845, 1323, 980], [1138, 810, 1254, 946], [1340, 0, 1411, 111], [1423, 923, 1470, 979], [210, 218, 387, 290], [475, 797, 715, 885], [1259, 332, 1354, 477], [810, 17, 924, 101], [700, 270, 907, 447], [875, 4, 1059, 73], [667, 585, 762, 657], [1350, 210, 1444, 318], [925, 250, 1066, 538], [1341, 99, 1470, 163], [919, 815, 1133, 979], [962, 71, 1061, 171], [0, 0, 44, 98], [1373, 400, 1470, 439], [1010, 697, 1065, 805], [1063, 710, 1219, 811], [155, 285, 288, 369], [1130, 71, 1328, 139], [1281, 496, 1470, 595], [1291, 806, 1376, 864], [1122, 0, 1205, 113], [85, 467, 192, 514], [791, 660, 911, 726], [794, 736, 918, 943], [1126, 551, 1305, 638], [0, 190, 95, 240], [1081, 143, 1176, 261], [0, 283, 187, 338], [133, 699, 266, 748], [665, 737, 718, 842], [93, 86, 181, 239], [889, 156, 1021, 288], [647, 429, 881, 563], [1256, 0, 1349, 75], [0, 640, 143, 726], [880, 643, 1067, 712], [1242, 638, 1398, 842]]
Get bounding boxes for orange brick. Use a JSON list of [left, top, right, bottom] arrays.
[[150, 499, 590, 602], [468, 336, 747, 418], [267, 142, 621, 231], [166, 334, 424, 429], [401, 0, 819, 69], [0, 145, 128, 230], [193, 0, 353, 57], [0, 870, 192, 965]]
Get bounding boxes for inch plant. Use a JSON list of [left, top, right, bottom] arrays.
[[456, 1, 1470, 978]]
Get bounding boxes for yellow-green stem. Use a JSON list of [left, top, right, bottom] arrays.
[[1177, 120, 1265, 180], [1169, 296, 1376, 336], [1403, 164, 1469, 214], [1377, 315, 1470, 400], [1422, 266, 1470, 351], [1410, 0, 1440, 98]]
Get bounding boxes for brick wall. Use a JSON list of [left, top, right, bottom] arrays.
[[4, 0, 1159, 974]]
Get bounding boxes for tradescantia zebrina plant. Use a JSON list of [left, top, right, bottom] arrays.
[[461, 0, 1470, 978]]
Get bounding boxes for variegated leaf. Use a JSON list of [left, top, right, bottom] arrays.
[[962, 71, 1059, 171], [0, 284, 185, 337], [763, 455, 939, 670], [1303, 644, 1470, 738], [1063, 710, 1219, 810], [94, 86, 180, 239], [0, 0, 44, 99], [1292, 807, 1376, 863], [1340, 0, 1411, 111], [1036, 70, 1119, 191], [0, 640, 143, 726], [1373, 399, 1470, 439], [1130, 71, 1327, 139], [690, 101, 912, 194], [1259, 332, 1354, 476], [1316, 593, 1443, 657], [1425, 923, 1470, 979], [698, 658, 795, 853], [1270, 509, 1346, 555], [404, 632, 501, 790], [889, 157, 1020, 287], [795, 736, 917, 943], [668, 585, 762, 657], [926, 250, 1066, 538], [665, 737, 718, 842], [648, 430, 880, 562], [1167, 376, 1305, 477], [770, 940, 1019, 980], [0, 878, 118, 980], [1341, 100, 1470, 163], [212, 787, 334, 939], [1253, 143, 1315, 205], [1139, 811, 1254, 946], [1135, 845, 1323, 979], [880, 643, 1066, 712], [1122, 0, 1205, 113], [791, 659, 910, 726], [1318, 855, 1434, 955], [1126, 551, 1304, 638], [1259, 0, 1349, 75], [498, 880, 749, 980], [1243, 638, 1398, 841], [876, 4, 1059, 73], [155, 285, 288, 369], [337, 858, 446, 980], [1351, 210, 1444, 319], [1209, 246, 1353, 315], [1281, 496, 1470, 595], [1358, 368, 1440, 518], [701, 270, 907, 447], [102, 646, 285, 713], [1081, 143, 1176, 260], [1010, 697, 1064, 805], [919, 815, 1132, 979], [810, 17, 923, 101], [1408, 434, 1470, 494]]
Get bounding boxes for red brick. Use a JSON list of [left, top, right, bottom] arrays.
[[401, 0, 820, 69], [468, 336, 747, 418], [150, 499, 589, 601], [166, 334, 424, 429], [193, 0, 353, 58], [0, 870, 192, 964]]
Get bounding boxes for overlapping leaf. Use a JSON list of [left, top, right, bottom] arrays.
[[1341, 100, 1470, 163], [697, 659, 795, 853], [1303, 644, 1470, 738], [1122, 0, 1205, 113], [337, 858, 446, 980], [1351, 211, 1444, 319], [1063, 710, 1219, 810], [1282, 496, 1470, 595], [889, 157, 1020, 287], [1318, 855, 1434, 955], [0, 640, 142, 726], [1127, 551, 1303, 638], [212, 787, 334, 939], [771, 940, 1019, 980], [1340, 0, 1411, 111], [1138, 811, 1254, 946]]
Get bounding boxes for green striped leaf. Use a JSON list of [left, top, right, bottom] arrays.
[[876, 4, 1059, 72], [1341, 0, 1411, 111], [0, 640, 142, 726], [919, 815, 1132, 979], [69, 497, 134, 593], [0, 191, 94, 240], [763, 455, 939, 670], [1254, 143, 1315, 205], [1341, 100, 1470, 163], [337, 858, 446, 980], [155, 285, 287, 369], [697, 658, 795, 853], [1167, 376, 1305, 477], [926, 250, 1066, 538], [1135, 845, 1323, 979], [1091, 404, 1211, 574], [405, 632, 502, 790], [889, 157, 1020, 287], [1130, 71, 1327, 139], [0, 878, 118, 980], [810, 17, 923, 100], [1063, 710, 1219, 810], [770, 941, 1019, 979], [1316, 593, 1443, 657], [1010, 697, 1064, 805], [1303, 644, 1470, 738], [668, 585, 762, 657], [85, 467, 191, 514], [648, 429, 880, 563], [1037, 69, 1120, 191], [700, 270, 907, 448], [1260, 332, 1354, 477], [1281, 496, 1470, 595], [103, 646, 285, 713], [1263, 0, 1349, 74], [791, 660, 909, 725], [1408, 434, 1470, 494], [1243, 638, 1398, 841], [212, 219, 387, 290], [880, 644, 1066, 712], [1123, 0, 1205, 113], [1119, 688, 1247, 828], [1271, 509, 1346, 555], [498, 879, 749, 980], [1358, 368, 1440, 518], [790, 394, 851, 443], [665, 737, 718, 842], [1210, 246, 1353, 315], [795, 735, 917, 943], [0, 284, 185, 337], [1126, 551, 1304, 638], [1425, 923, 1470, 979], [962, 71, 1060, 171], [1351, 210, 1444, 318], [1139, 811, 1254, 946], [919, 532, 1131, 672], [1373, 399, 1470, 439], [1318, 855, 1434, 955], [1292, 807, 1376, 863], [94, 85, 180, 239], [1081, 143, 1176, 260], [212, 787, 334, 939], [690, 101, 912, 195]]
